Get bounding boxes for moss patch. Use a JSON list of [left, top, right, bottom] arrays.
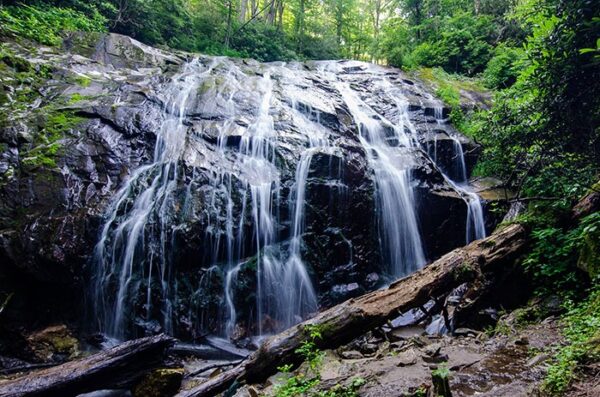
[[577, 215, 600, 278], [72, 75, 91, 87], [0, 45, 55, 127], [21, 110, 84, 170], [26, 324, 79, 362], [133, 368, 184, 397], [414, 67, 487, 101]]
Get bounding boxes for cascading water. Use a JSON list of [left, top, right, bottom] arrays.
[[89, 57, 489, 341], [224, 262, 242, 337], [334, 80, 426, 277], [202, 66, 321, 337], [431, 107, 486, 243], [278, 98, 330, 328], [91, 58, 215, 339]]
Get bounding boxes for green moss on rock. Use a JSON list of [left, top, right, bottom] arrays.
[[26, 324, 79, 362], [578, 233, 600, 279], [577, 212, 600, 279], [133, 368, 184, 397], [21, 110, 84, 170]]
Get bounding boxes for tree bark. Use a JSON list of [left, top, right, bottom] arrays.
[[0, 334, 175, 397], [177, 224, 528, 397], [239, 0, 248, 22]]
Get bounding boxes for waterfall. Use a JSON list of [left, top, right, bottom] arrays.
[[91, 58, 214, 339], [335, 81, 426, 277], [224, 262, 242, 337], [431, 107, 486, 243], [206, 68, 321, 337], [89, 58, 487, 340]]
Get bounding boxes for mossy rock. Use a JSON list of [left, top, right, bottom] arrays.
[[452, 262, 478, 283], [578, 229, 600, 279], [63, 31, 104, 58], [26, 324, 79, 362], [0, 52, 31, 73], [133, 368, 184, 397]]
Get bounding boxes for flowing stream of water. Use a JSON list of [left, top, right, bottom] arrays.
[[334, 81, 426, 277], [432, 107, 486, 243], [92, 58, 213, 338]]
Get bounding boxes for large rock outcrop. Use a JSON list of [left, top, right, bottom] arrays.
[[0, 32, 491, 341]]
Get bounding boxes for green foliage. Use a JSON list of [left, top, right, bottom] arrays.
[[274, 324, 365, 397], [0, 3, 107, 46], [431, 365, 450, 379], [274, 371, 321, 397], [542, 286, 600, 394], [483, 45, 523, 89], [228, 23, 298, 62], [383, 1, 515, 74], [468, 0, 599, 207], [523, 210, 600, 291], [414, 12, 495, 75]]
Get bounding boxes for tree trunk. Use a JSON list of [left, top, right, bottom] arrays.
[[277, 0, 284, 30], [267, 0, 277, 24], [239, 0, 248, 22], [177, 224, 528, 397], [0, 334, 175, 397], [250, 0, 258, 18], [225, 0, 234, 47], [294, 0, 306, 53]]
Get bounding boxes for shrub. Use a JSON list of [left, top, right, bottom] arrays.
[[483, 45, 523, 89], [543, 286, 600, 394], [0, 3, 107, 46]]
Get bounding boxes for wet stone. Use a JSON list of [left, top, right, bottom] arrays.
[[340, 350, 364, 360], [396, 349, 419, 367]]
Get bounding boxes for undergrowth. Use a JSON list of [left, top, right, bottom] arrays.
[[542, 285, 600, 395], [0, 3, 106, 46], [273, 324, 366, 397]]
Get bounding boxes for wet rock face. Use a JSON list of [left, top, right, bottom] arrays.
[[0, 33, 491, 339]]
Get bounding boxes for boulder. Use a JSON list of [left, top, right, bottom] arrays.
[[133, 368, 185, 397], [26, 325, 79, 363]]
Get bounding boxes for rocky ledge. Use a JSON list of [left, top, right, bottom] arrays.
[[0, 32, 497, 341]]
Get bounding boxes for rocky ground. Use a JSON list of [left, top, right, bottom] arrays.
[[178, 307, 569, 397], [1, 296, 598, 397]]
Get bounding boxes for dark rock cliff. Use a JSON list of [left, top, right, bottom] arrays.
[[0, 32, 491, 341]]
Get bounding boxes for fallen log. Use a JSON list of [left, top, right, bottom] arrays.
[[0, 334, 175, 397], [170, 341, 249, 361], [177, 224, 528, 397]]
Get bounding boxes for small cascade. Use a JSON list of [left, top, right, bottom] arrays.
[[203, 67, 322, 337], [238, 72, 282, 336], [335, 81, 426, 277], [190, 266, 219, 333], [431, 107, 486, 243], [278, 99, 330, 328], [91, 58, 216, 339], [224, 262, 243, 337]]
